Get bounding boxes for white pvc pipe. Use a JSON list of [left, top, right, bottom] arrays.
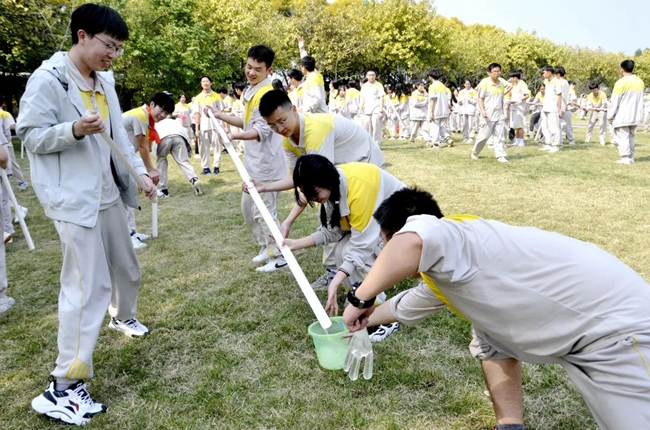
[[1, 169, 34, 251], [207, 111, 332, 330], [96, 129, 158, 236]]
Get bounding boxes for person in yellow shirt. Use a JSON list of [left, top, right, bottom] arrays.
[[345, 80, 361, 121], [358, 70, 385, 145], [193, 75, 223, 175], [458, 79, 478, 143], [607, 59, 646, 164], [298, 37, 329, 114], [427, 70, 452, 148], [584, 83, 608, 145]]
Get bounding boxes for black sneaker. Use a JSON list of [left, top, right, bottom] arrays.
[[212, 167, 220, 175], [201, 168, 211, 175]]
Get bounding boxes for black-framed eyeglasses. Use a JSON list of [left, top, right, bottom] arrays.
[[93, 35, 124, 57]]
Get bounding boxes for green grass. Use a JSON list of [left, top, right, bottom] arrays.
[[2, 124, 649, 429]]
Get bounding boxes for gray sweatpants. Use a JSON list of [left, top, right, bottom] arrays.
[[2, 180, 12, 235], [200, 129, 222, 170], [6, 141, 24, 183], [241, 188, 281, 248], [472, 118, 507, 158], [561, 111, 574, 143], [52, 202, 142, 382], [613, 126, 636, 159], [542, 111, 561, 147], [363, 113, 383, 146], [156, 135, 198, 189], [586, 111, 607, 144], [430, 117, 451, 144], [0, 195, 7, 298]]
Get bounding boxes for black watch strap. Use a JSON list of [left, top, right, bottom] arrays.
[[347, 285, 376, 309]]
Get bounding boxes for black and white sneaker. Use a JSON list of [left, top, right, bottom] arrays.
[[367, 322, 399, 342], [190, 178, 204, 196], [255, 257, 288, 272], [108, 317, 150, 338], [32, 380, 107, 425]]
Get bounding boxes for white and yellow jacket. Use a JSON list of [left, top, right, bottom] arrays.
[[17, 52, 146, 227], [607, 74, 645, 128], [311, 162, 406, 276]]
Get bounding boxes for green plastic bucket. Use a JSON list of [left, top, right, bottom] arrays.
[[307, 317, 350, 370]]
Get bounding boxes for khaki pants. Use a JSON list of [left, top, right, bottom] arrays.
[[430, 117, 450, 144], [6, 141, 24, 183], [0, 196, 7, 297], [586, 111, 607, 144], [241, 189, 281, 248], [542, 111, 561, 147], [363, 113, 383, 146], [561, 111, 574, 143], [157, 135, 198, 189], [613, 126, 636, 159], [52, 202, 142, 381], [409, 120, 431, 143], [200, 129, 222, 170], [472, 118, 507, 158], [461, 114, 475, 139]]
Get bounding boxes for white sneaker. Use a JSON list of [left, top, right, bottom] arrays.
[[548, 146, 560, 153], [109, 317, 150, 337], [17, 181, 29, 191], [131, 236, 147, 250], [252, 246, 278, 264], [539, 145, 552, 151], [568, 141, 576, 145], [615, 157, 634, 164], [471, 153, 479, 160], [132, 232, 151, 242], [13, 205, 27, 223], [368, 322, 399, 342], [194, 154, 201, 159], [156, 189, 169, 198], [4, 232, 12, 244], [255, 257, 288, 272], [0, 295, 15, 312], [31, 380, 106, 425], [496, 157, 509, 163]]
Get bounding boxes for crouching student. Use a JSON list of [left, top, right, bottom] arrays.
[[283, 154, 405, 341], [343, 187, 650, 430]]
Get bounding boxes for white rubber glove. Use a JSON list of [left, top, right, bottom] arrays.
[[344, 328, 373, 381]]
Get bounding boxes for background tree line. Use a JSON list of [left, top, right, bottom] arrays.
[[2, 0, 649, 113]]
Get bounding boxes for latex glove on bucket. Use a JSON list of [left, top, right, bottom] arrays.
[[344, 328, 373, 381]]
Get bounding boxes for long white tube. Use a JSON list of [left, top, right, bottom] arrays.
[[96, 130, 158, 237], [207, 111, 332, 330], [1, 169, 34, 251]]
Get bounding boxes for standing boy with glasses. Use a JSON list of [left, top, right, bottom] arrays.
[[17, 4, 156, 425]]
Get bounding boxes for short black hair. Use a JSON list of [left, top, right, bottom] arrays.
[[248, 44, 275, 68], [293, 155, 341, 228], [464, 79, 472, 85], [621, 59, 635, 73], [331, 80, 340, 90], [541, 65, 554, 73], [259, 89, 293, 118], [150, 92, 175, 114], [179, 92, 186, 98], [439, 77, 447, 84], [588, 82, 599, 90], [288, 68, 304, 82], [428, 69, 440, 80], [272, 79, 286, 92], [300, 55, 316, 72], [554, 66, 566, 77], [487, 62, 501, 72], [508, 70, 522, 80], [200, 75, 212, 83], [234, 82, 246, 92], [70, 3, 129, 45], [216, 86, 227, 94], [348, 80, 359, 90], [373, 187, 444, 240]]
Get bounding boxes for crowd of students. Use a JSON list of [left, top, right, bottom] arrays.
[[2, 3, 650, 429]]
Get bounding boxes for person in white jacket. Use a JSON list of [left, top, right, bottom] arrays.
[[408, 82, 431, 144], [16, 4, 156, 426], [607, 59, 646, 164]]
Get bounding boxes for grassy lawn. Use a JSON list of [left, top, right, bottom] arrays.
[[1, 123, 649, 429]]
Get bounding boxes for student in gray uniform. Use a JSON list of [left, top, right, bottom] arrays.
[[343, 187, 650, 430]]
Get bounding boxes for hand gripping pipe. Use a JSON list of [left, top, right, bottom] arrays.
[[207, 111, 332, 330]]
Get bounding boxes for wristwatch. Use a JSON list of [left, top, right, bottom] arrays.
[[347, 285, 376, 309]]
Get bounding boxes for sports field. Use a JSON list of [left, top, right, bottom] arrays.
[[2, 125, 649, 429]]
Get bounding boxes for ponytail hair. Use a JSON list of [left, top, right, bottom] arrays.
[[293, 155, 341, 228]]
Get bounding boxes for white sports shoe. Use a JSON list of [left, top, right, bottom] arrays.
[[4, 231, 12, 244], [0, 295, 15, 312], [310, 268, 337, 290], [496, 157, 509, 163], [13, 205, 27, 223], [32, 380, 106, 425], [548, 146, 560, 153], [368, 322, 400, 342], [108, 317, 150, 338], [131, 236, 146, 250], [252, 246, 279, 264], [615, 157, 634, 165], [471, 153, 479, 160], [17, 181, 29, 191], [255, 257, 288, 272], [132, 232, 151, 241]]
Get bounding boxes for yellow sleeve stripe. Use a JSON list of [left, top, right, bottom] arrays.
[[244, 84, 273, 124], [612, 76, 645, 96], [338, 163, 381, 232], [303, 114, 334, 151], [283, 137, 302, 158]]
